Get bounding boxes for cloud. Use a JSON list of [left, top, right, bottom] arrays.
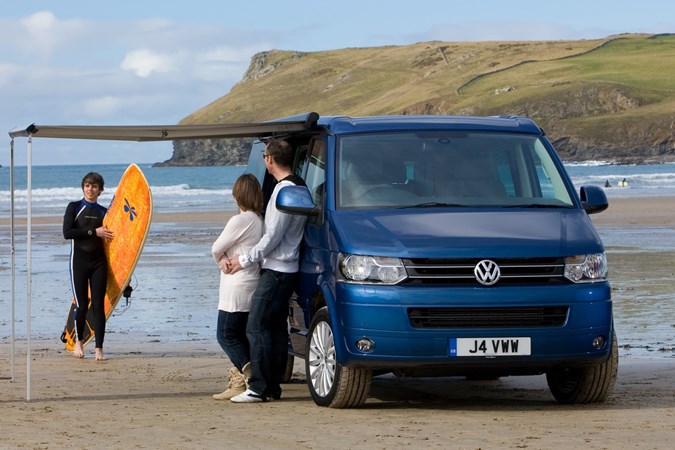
[[19, 10, 59, 54], [11, 11, 91, 60], [0, 11, 272, 135], [1, 12, 268, 165], [20, 9, 57, 29], [121, 48, 175, 77]]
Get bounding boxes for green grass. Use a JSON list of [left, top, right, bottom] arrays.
[[178, 34, 675, 161]]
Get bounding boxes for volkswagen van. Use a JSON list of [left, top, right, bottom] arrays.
[[246, 113, 616, 408]]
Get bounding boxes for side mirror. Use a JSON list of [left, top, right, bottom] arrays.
[[579, 185, 608, 214], [276, 185, 320, 216]]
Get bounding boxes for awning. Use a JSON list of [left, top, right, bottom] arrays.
[[4, 111, 319, 401], [8, 111, 320, 141]]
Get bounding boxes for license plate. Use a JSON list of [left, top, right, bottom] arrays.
[[449, 337, 531, 357]]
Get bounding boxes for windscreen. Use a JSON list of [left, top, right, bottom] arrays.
[[337, 131, 574, 209]]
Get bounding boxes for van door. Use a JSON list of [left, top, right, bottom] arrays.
[[289, 137, 328, 354]]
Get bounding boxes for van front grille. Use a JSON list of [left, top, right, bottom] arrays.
[[402, 257, 565, 285], [408, 306, 569, 328]]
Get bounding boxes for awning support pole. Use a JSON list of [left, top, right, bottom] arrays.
[[26, 136, 32, 402], [9, 138, 16, 382]]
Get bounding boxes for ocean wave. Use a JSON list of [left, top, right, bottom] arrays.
[[150, 184, 231, 197], [566, 162, 675, 197], [0, 184, 232, 201], [0, 183, 236, 216], [564, 160, 616, 167], [571, 172, 675, 188]]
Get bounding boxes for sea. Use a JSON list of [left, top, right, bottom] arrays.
[[1, 161, 674, 359], [0, 163, 247, 217], [2, 161, 675, 217]]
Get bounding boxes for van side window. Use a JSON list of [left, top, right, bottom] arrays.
[[293, 144, 308, 178], [303, 139, 327, 223]]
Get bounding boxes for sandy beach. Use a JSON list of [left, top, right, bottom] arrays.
[[1, 196, 674, 449]]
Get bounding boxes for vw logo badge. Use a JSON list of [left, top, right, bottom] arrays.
[[474, 260, 500, 286]]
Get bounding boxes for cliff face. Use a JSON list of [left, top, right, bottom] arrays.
[[156, 35, 675, 166], [153, 137, 251, 167], [487, 85, 675, 164]]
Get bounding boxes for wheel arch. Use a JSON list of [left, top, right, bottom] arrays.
[[310, 278, 350, 366]]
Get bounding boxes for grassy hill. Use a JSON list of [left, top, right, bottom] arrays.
[[164, 33, 675, 165]]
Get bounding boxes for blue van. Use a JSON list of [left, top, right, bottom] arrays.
[[246, 113, 616, 408]]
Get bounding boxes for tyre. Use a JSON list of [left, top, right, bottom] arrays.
[[546, 330, 618, 404], [305, 307, 372, 408], [281, 354, 294, 383]]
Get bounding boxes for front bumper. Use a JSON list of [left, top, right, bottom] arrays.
[[333, 282, 613, 372]]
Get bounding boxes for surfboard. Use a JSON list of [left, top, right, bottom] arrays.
[[61, 163, 153, 351]]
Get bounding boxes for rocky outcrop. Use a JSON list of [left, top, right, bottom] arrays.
[[553, 138, 675, 164], [241, 50, 306, 83], [154, 137, 252, 167], [553, 121, 675, 164], [514, 86, 643, 120]]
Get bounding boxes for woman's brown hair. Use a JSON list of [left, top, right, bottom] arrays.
[[232, 173, 263, 215]]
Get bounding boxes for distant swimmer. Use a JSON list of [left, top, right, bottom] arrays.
[[604, 180, 611, 188], [618, 178, 628, 187]]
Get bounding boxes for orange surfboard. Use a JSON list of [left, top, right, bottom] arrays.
[[61, 163, 153, 351]]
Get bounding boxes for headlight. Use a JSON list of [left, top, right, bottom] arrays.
[[339, 253, 407, 285], [564, 253, 608, 283]]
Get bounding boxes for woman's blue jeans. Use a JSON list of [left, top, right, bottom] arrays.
[[216, 310, 250, 372]]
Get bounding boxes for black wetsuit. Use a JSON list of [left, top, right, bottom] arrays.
[[63, 199, 108, 348]]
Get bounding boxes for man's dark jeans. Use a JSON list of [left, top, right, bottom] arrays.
[[246, 269, 297, 398]]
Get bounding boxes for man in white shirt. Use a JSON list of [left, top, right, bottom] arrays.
[[225, 138, 307, 403]]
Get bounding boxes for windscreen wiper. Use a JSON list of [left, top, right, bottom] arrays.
[[503, 203, 566, 208], [399, 202, 466, 209]]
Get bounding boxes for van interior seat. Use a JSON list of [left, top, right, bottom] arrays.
[[342, 152, 410, 204], [446, 154, 506, 199]]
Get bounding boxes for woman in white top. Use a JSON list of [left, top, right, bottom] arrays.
[[211, 174, 264, 400]]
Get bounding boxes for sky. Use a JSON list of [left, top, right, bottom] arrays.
[[1, 0, 673, 166]]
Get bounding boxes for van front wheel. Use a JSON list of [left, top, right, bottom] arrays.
[[305, 307, 372, 408], [546, 331, 618, 404]]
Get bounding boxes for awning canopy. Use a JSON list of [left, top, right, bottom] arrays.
[[5, 111, 319, 401], [8, 112, 320, 141]]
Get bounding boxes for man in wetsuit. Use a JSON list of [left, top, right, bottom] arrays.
[[63, 172, 114, 360]]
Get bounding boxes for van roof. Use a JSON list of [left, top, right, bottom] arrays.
[[315, 115, 544, 135]]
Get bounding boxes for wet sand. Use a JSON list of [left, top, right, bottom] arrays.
[[1, 196, 674, 449]]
